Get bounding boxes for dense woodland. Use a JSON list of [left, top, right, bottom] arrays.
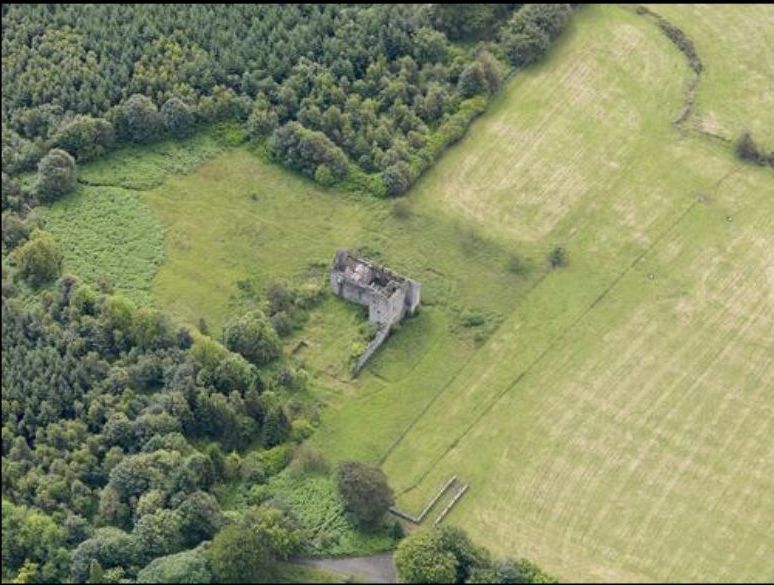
[[1, 4, 574, 583], [2, 4, 575, 194], [1, 274, 311, 582]]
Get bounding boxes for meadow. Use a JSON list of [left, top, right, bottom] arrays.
[[43, 4, 774, 582], [644, 3, 774, 145]]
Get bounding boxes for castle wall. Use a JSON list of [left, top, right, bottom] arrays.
[[354, 326, 391, 374], [405, 280, 421, 315], [330, 273, 378, 308], [369, 288, 406, 326], [330, 250, 421, 376]]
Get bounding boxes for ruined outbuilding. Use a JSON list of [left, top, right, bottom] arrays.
[[330, 250, 420, 374]]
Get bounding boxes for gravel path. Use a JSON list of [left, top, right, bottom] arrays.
[[293, 552, 397, 583]]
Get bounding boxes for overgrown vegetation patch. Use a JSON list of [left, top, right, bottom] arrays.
[[257, 472, 397, 557], [40, 186, 164, 304], [77, 129, 231, 191]]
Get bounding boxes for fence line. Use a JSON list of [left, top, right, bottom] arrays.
[[433, 483, 469, 526], [389, 476, 458, 524]]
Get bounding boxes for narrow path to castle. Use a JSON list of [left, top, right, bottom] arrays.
[[292, 552, 397, 583]]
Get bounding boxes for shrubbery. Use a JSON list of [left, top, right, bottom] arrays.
[[263, 280, 325, 337], [501, 4, 573, 68], [335, 461, 395, 529], [549, 245, 568, 268], [646, 9, 703, 74], [161, 97, 196, 138], [112, 94, 164, 144], [222, 309, 282, 366], [734, 131, 765, 165], [50, 115, 115, 162], [136, 546, 213, 584], [430, 5, 517, 42], [290, 445, 330, 476], [269, 122, 350, 185], [208, 506, 302, 583], [35, 148, 77, 202], [395, 525, 557, 584], [457, 50, 504, 98], [15, 229, 63, 287], [383, 161, 414, 197]]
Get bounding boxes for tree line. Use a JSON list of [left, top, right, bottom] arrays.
[[2, 4, 576, 197]]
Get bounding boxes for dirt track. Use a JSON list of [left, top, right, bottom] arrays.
[[293, 552, 396, 583]]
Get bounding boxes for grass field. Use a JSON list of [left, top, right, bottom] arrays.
[[644, 3, 774, 146], [376, 6, 773, 581], [323, 6, 774, 581], [43, 4, 774, 582]]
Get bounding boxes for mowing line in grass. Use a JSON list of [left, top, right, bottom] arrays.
[[378, 269, 553, 466], [395, 160, 747, 495]]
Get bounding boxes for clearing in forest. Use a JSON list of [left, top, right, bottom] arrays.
[[43, 4, 774, 583]]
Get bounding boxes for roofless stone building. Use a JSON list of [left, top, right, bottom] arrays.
[[329, 249, 420, 374]]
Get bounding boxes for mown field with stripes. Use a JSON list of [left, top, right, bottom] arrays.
[[313, 5, 774, 581]]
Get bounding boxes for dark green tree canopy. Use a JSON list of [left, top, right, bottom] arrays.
[[0, 277, 305, 582], [269, 121, 350, 183], [136, 546, 213, 584], [395, 529, 458, 584], [50, 115, 115, 162], [208, 506, 302, 583], [1, 4, 578, 195], [161, 97, 196, 138], [15, 229, 63, 287], [501, 4, 573, 67], [35, 148, 77, 202], [113, 94, 164, 144], [222, 309, 282, 366], [335, 460, 395, 529], [734, 131, 765, 165], [396, 526, 558, 584]]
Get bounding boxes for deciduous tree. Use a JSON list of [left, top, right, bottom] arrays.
[[35, 149, 77, 202], [335, 460, 394, 529]]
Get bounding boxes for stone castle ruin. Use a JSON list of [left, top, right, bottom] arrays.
[[329, 250, 420, 374]]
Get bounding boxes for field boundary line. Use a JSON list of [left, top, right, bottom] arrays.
[[627, 4, 734, 146], [389, 476, 457, 523], [76, 177, 146, 192], [399, 179, 732, 493], [379, 271, 551, 465], [433, 482, 469, 526]]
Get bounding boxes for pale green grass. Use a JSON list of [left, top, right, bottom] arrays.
[[644, 3, 774, 145], [39, 124, 238, 304], [287, 295, 366, 381], [142, 150, 534, 336], [140, 149, 542, 468], [367, 5, 773, 582], [142, 151, 371, 333]]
